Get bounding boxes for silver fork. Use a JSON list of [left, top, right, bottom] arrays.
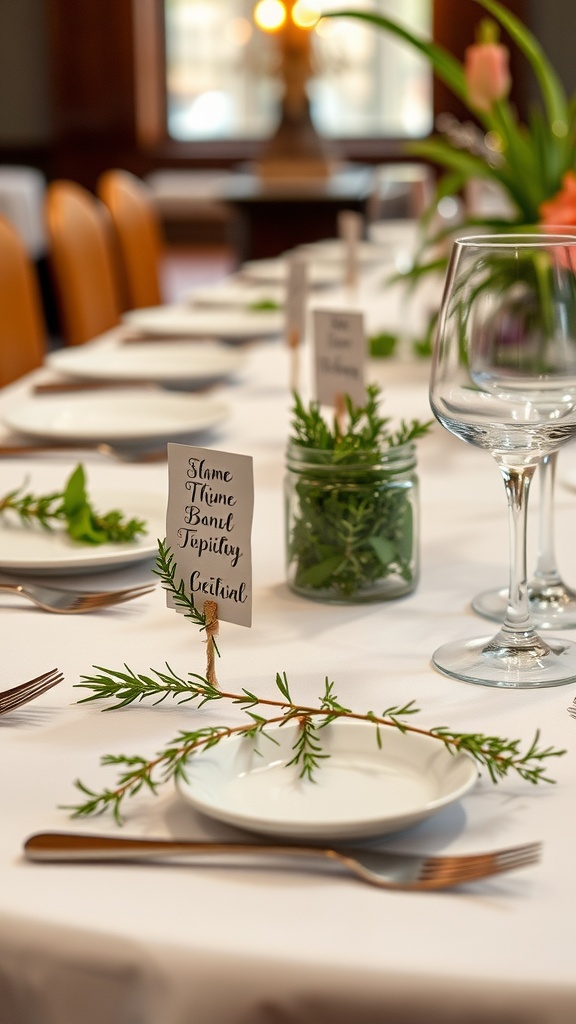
[[0, 580, 155, 613], [22, 833, 541, 890], [0, 669, 63, 716]]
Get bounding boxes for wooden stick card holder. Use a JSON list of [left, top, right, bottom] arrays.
[[285, 255, 308, 393]]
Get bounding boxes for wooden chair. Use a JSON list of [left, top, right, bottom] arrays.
[[0, 215, 46, 386], [97, 169, 164, 309], [45, 180, 123, 346]]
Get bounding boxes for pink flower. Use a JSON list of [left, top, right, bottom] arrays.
[[539, 171, 576, 227], [464, 42, 511, 112]]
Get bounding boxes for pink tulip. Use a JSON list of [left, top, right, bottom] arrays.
[[465, 41, 511, 112], [539, 171, 576, 227]]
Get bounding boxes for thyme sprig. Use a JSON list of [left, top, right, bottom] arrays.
[[290, 383, 432, 458], [69, 667, 565, 823], [0, 464, 146, 545]]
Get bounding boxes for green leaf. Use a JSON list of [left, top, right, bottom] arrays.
[[66, 504, 106, 545], [369, 332, 398, 358], [62, 464, 87, 518], [367, 535, 395, 567], [298, 554, 344, 587], [396, 504, 414, 563]]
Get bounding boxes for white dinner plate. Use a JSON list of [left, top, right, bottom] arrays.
[[185, 281, 286, 310], [239, 258, 343, 288], [122, 304, 283, 339], [2, 391, 228, 445], [47, 341, 245, 389], [177, 719, 478, 840], [295, 239, 391, 264], [0, 488, 165, 574]]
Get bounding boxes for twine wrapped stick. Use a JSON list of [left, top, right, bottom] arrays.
[[203, 600, 220, 687]]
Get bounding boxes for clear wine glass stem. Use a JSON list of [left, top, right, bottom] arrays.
[[485, 463, 548, 656], [531, 452, 562, 590]]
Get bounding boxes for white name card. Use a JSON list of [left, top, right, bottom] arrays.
[[312, 308, 366, 407], [166, 443, 254, 627]]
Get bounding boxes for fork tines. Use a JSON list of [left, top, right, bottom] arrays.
[[420, 842, 542, 888], [0, 668, 63, 715], [76, 584, 156, 610]]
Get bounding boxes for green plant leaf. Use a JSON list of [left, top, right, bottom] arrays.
[[367, 535, 395, 567]]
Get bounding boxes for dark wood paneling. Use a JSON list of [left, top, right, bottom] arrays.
[[45, 0, 138, 186]]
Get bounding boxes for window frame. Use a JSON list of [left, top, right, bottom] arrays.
[[132, 0, 529, 166]]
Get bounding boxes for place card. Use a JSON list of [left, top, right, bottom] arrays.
[[166, 443, 254, 627], [312, 308, 366, 408]]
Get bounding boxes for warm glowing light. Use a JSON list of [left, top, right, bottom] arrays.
[[292, 0, 321, 29], [253, 0, 287, 32]]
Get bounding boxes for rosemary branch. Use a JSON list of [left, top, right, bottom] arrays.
[[68, 667, 565, 823], [152, 539, 220, 659]]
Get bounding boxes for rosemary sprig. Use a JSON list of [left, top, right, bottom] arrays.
[[152, 539, 220, 660], [68, 667, 565, 823], [0, 464, 146, 545], [291, 383, 432, 456]]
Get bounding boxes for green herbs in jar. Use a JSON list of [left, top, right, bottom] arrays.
[[285, 386, 431, 603]]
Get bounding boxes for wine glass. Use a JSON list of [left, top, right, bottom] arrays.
[[429, 233, 576, 688], [472, 448, 576, 628]]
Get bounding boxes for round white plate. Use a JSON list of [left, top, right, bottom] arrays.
[[239, 258, 343, 288], [122, 304, 283, 339], [2, 391, 228, 444], [186, 282, 285, 310], [47, 341, 246, 389], [177, 720, 478, 841], [0, 488, 165, 574], [295, 239, 391, 264]]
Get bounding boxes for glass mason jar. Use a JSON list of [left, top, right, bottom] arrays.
[[285, 441, 419, 604]]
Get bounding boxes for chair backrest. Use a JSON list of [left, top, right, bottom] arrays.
[[97, 169, 163, 309], [45, 180, 123, 346], [0, 215, 45, 386]]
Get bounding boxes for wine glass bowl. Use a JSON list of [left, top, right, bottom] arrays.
[[430, 233, 576, 687]]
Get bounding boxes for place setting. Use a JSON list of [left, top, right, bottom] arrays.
[[40, 337, 248, 392], [0, 386, 230, 450], [120, 302, 284, 342], [0, 459, 166, 577], [184, 279, 286, 311]]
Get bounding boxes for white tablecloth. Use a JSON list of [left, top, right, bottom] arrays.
[[1, 271, 576, 1024]]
